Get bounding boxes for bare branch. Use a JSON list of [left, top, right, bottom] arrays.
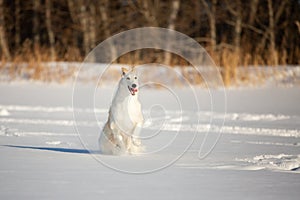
[[0, 0, 11, 60]]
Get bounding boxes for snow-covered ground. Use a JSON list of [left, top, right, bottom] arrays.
[[0, 82, 300, 199], [1, 62, 300, 87]]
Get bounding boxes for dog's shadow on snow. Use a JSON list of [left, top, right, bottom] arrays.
[[3, 145, 99, 155]]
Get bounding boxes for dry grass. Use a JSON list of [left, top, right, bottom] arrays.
[[209, 46, 297, 86], [1, 44, 298, 86], [0, 43, 81, 82]]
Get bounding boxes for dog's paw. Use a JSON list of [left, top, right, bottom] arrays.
[[115, 144, 121, 149], [132, 138, 141, 146], [114, 144, 127, 155]]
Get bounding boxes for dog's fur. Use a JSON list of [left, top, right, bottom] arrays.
[[98, 66, 144, 155]]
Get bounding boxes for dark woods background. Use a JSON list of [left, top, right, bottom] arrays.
[[0, 0, 299, 68]]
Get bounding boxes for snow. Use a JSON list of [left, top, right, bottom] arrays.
[[236, 154, 300, 171], [0, 108, 10, 116], [0, 82, 300, 199], [1, 62, 300, 87]]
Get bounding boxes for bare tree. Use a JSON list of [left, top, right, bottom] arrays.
[[128, 0, 161, 64], [132, 0, 159, 26], [164, 0, 180, 66], [296, 21, 300, 34], [167, 0, 180, 30], [14, 0, 21, 48], [0, 0, 11, 60], [72, 0, 97, 56], [45, 0, 56, 60], [89, 4, 96, 49], [99, 0, 117, 60], [67, 0, 80, 49], [33, 0, 40, 48], [0, 0, 299, 68], [248, 0, 259, 25], [200, 0, 217, 51], [256, 0, 288, 65], [267, 0, 277, 65], [225, 0, 242, 55], [67, 0, 78, 24], [78, 0, 89, 55]]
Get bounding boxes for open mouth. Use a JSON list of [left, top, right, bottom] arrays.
[[128, 86, 138, 96]]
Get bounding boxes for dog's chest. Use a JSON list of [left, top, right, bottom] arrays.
[[112, 96, 142, 128]]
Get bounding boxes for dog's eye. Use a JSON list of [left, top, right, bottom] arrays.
[[126, 77, 130, 80], [134, 76, 137, 79]]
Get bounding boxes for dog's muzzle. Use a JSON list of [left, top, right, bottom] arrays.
[[128, 86, 138, 96]]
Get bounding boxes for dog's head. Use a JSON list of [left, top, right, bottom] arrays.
[[121, 66, 139, 96]]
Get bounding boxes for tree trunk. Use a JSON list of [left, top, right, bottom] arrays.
[[0, 0, 11, 60], [249, 0, 259, 25], [267, 0, 277, 66], [67, 0, 78, 24], [45, 0, 56, 61], [164, 0, 180, 66], [234, 6, 242, 55], [210, 0, 217, 51], [67, 0, 80, 48], [296, 21, 300, 34], [258, 0, 287, 64], [138, 0, 159, 26], [200, 0, 217, 52], [89, 4, 96, 50], [167, 0, 180, 30], [78, 0, 90, 55], [132, 0, 160, 64], [33, 0, 40, 48], [14, 0, 21, 48], [99, 0, 117, 61]]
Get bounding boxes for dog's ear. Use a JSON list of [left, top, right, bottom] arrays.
[[121, 67, 128, 76], [131, 66, 136, 73]]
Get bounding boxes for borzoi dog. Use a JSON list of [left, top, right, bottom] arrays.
[[98, 66, 144, 155]]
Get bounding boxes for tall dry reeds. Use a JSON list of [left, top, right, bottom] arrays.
[[208, 44, 297, 86], [0, 42, 298, 85], [0, 41, 80, 82]]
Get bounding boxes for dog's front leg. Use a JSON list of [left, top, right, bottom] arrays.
[[110, 122, 126, 153], [131, 122, 143, 146], [114, 133, 126, 150]]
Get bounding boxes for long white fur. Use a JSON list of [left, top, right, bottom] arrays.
[[98, 67, 144, 155]]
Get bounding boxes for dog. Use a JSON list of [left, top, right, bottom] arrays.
[[98, 66, 144, 155]]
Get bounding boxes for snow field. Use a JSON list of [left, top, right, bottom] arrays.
[[0, 83, 300, 199]]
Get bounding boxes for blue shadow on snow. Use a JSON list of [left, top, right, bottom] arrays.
[[3, 145, 99, 154]]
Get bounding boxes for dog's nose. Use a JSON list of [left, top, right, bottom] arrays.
[[132, 84, 137, 88]]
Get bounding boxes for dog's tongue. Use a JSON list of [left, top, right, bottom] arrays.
[[130, 88, 138, 95]]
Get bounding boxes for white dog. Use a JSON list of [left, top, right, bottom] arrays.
[[98, 66, 144, 155]]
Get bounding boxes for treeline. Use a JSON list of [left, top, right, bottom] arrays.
[[0, 0, 299, 67]]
